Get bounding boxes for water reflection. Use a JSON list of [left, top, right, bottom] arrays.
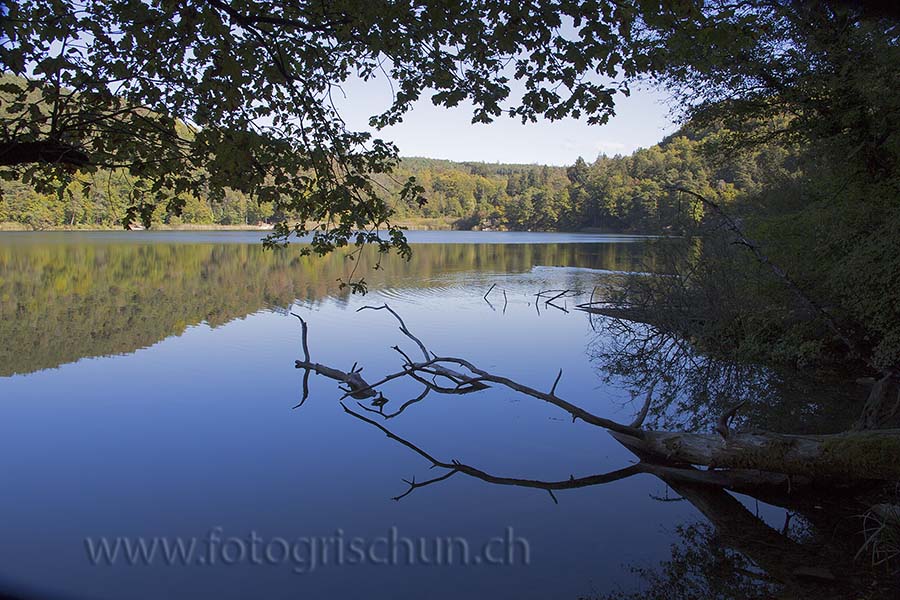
[[591, 477, 894, 599], [578, 279, 895, 598], [1, 232, 894, 599], [0, 239, 651, 376], [587, 316, 865, 435], [0, 235, 684, 600], [298, 301, 894, 599]]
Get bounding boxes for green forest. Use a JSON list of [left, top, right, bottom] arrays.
[[0, 122, 776, 234], [3, 1, 900, 597]]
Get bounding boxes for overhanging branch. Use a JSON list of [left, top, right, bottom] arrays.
[[0, 141, 90, 167]]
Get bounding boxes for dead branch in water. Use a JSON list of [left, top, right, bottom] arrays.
[[291, 313, 312, 406], [294, 304, 487, 411], [293, 311, 378, 403], [536, 289, 578, 313], [630, 383, 655, 428], [293, 357, 378, 401], [715, 400, 746, 439], [293, 306, 900, 500], [483, 284, 509, 313]]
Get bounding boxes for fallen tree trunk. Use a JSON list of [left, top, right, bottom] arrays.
[[293, 305, 900, 489], [610, 428, 900, 482]]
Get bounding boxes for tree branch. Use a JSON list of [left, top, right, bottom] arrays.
[[205, 0, 350, 33], [0, 141, 90, 167], [342, 402, 644, 501], [358, 303, 430, 361], [291, 312, 312, 406], [671, 185, 874, 371]]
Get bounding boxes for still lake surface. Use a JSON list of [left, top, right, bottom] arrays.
[[0, 231, 777, 599]]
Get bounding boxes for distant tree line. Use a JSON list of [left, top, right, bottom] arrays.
[[0, 122, 794, 233]]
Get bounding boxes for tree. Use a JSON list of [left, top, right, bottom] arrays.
[[1, 0, 651, 259], [3, 0, 898, 456], [630, 1, 900, 374]]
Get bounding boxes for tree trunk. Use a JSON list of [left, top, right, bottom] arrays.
[[854, 372, 900, 430], [610, 428, 900, 482]]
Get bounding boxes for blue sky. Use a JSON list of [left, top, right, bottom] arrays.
[[334, 79, 678, 166]]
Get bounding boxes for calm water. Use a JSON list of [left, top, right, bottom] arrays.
[[0, 231, 778, 599]]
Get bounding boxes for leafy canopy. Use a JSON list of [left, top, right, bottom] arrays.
[[0, 0, 656, 264]]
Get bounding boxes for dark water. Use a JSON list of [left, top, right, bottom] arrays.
[[0, 231, 804, 599]]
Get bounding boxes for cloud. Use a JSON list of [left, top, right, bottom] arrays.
[[595, 140, 627, 154]]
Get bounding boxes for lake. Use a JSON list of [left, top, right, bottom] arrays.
[[0, 231, 836, 599]]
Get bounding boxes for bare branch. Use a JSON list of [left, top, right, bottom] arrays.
[[423, 355, 643, 437], [393, 470, 460, 501], [338, 359, 437, 401], [391, 344, 416, 366], [550, 369, 563, 397], [546, 300, 569, 313], [343, 401, 814, 502], [291, 307, 900, 503], [342, 402, 644, 500], [358, 303, 429, 361], [630, 382, 656, 428], [300, 305, 639, 436], [358, 385, 432, 420], [715, 400, 746, 440], [294, 358, 379, 400], [291, 313, 379, 401], [291, 312, 311, 406], [544, 290, 573, 304]]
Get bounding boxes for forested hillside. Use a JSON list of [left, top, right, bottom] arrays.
[[0, 123, 790, 233]]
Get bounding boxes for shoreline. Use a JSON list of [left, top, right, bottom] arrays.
[[0, 221, 665, 236], [0, 223, 274, 232], [0, 221, 457, 233]]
